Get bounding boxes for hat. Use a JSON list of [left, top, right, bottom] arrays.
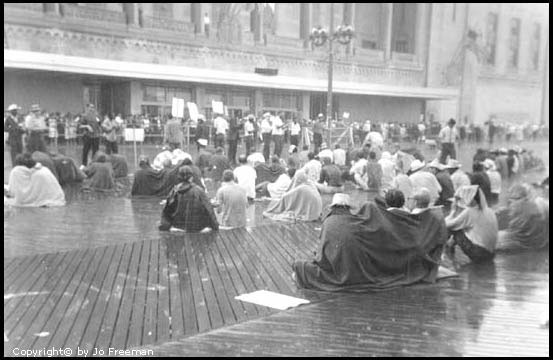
[[30, 104, 41, 112], [7, 104, 20, 111], [483, 159, 495, 170], [317, 113, 324, 118], [198, 139, 208, 147], [446, 159, 462, 169], [499, 148, 508, 154], [454, 185, 479, 208], [263, 112, 271, 118], [288, 144, 296, 154], [320, 142, 328, 150], [409, 159, 426, 173], [428, 159, 445, 171], [330, 193, 351, 207]]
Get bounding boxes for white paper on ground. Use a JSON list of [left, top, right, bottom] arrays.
[[235, 290, 310, 310]]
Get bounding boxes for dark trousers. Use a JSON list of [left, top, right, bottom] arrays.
[[440, 143, 456, 164], [82, 137, 100, 165], [244, 135, 254, 156], [262, 133, 271, 161], [448, 230, 494, 263], [9, 141, 23, 166], [290, 134, 299, 147], [105, 140, 118, 155], [215, 134, 225, 149], [273, 135, 283, 157], [228, 139, 238, 165], [314, 133, 323, 153]]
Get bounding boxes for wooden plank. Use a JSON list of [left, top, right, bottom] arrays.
[[201, 233, 239, 326], [63, 245, 117, 350], [43, 247, 106, 348], [163, 237, 187, 340], [127, 239, 152, 348], [184, 235, 214, 333], [4, 254, 50, 300], [143, 239, 160, 345], [155, 239, 171, 343], [78, 244, 125, 354], [3, 256, 23, 279], [30, 249, 97, 350], [93, 241, 134, 350], [4, 255, 41, 288], [110, 241, 142, 349], [4, 252, 75, 352]]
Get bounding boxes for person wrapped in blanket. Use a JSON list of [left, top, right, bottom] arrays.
[[292, 192, 447, 292], [158, 165, 218, 233]]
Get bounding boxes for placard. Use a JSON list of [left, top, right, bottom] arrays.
[[212, 100, 224, 115], [235, 290, 310, 310], [124, 128, 144, 142], [343, 112, 350, 119], [172, 98, 185, 118], [187, 102, 199, 121]]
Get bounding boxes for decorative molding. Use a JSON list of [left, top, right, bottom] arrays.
[[60, 4, 125, 24], [4, 3, 43, 12], [142, 16, 195, 34]]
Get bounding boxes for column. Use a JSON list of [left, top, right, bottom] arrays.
[[383, 3, 394, 61], [194, 86, 205, 114], [191, 3, 202, 33], [415, 3, 426, 64], [301, 93, 310, 120], [129, 81, 142, 115], [254, 89, 263, 117]]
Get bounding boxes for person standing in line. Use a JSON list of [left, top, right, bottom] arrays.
[[313, 114, 325, 154], [289, 117, 301, 148], [164, 114, 183, 150], [203, 12, 210, 37], [102, 114, 119, 155], [4, 104, 25, 166], [195, 115, 208, 152], [243, 115, 256, 156], [365, 151, 383, 198], [227, 116, 241, 165], [47, 113, 58, 148], [24, 104, 48, 153], [78, 104, 102, 166], [213, 113, 228, 150], [438, 118, 458, 164], [260, 112, 272, 162], [271, 113, 285, 157]]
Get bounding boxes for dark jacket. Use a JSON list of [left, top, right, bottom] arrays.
[[4, 114, 25, 145], [159, 182, 219, 232]]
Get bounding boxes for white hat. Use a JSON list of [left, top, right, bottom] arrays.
[[7, 104, 20, 111], [499, 148, 508, 154], [320, 142, 328, 150], [198, 139, 208, 146], [288, 144, 296, 153], [330, 193, 351, 207], [428, 159, 446, 171], [263, 112, 271, 117], [318, 113, 324, 118], [409, 159, 426, 173], [446, 159, 462, 169]]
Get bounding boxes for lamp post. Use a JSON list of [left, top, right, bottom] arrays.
[[310, 5, 354, 146]]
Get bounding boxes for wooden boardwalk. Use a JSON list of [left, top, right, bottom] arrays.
[[3, 222, 333, 355]]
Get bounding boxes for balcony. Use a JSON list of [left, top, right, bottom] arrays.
[[60, 4, 126, 24], [141, 16, 195, 34]]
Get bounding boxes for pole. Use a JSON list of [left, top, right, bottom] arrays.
[[326, 2, 334, 147], [133, 127, 137, 168]]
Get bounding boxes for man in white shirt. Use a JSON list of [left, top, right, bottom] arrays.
[[408, 160, 442, 206], [333, 144, 346, 167], [364, 131, 384, 149], [302, 152, 322, 183], [271, 114, 284, 157], [233, 154, 257, 201], [289, 118, 301, 147], [213, 114, 228, 149], [260, 113, 272, 162], [417, 121, 426, 143], [438, 118, 458, 164]]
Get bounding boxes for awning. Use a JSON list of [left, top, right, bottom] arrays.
[[4, 49, 458, 100]]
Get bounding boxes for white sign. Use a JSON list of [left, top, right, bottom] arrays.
[[124, 128, 144, 142], [187, 102, 199, 121], [235, 290, 310, 310], [172, 98, 185, 118], [212, 100, 224, 115], [343, 112, 350, 119]]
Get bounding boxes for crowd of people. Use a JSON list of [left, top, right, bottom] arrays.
[[4, 102, 549, 292]]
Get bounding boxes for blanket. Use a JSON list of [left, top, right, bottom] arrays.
[[32, 151, 59, 182], [293, 198, 447, 292], [255, 163, 285, 185], [6, 165, 65, 207], [131, 165, 180, 197], [263, 184, 322, 222], [108, 154, 129, 178]]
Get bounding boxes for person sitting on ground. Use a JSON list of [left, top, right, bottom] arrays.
[[391, 166, 413, 201], [171, 148, 192, 166], [213, 170, 248, 229], [316, 157, 345, 194], [298, 145, 310, 168], [108, 153, 128, 178], [83, 152, 115, 191], [287, 145, 300, 170], [496, 184, 549, 251], [291, 187, 447, 292], [131, 155, 180, 197], [494, 148, 509, 181], [333, 144, 346, 167], [209, 147, 231, 184], [468, 162, 493, 206], [446, 159, 471, 192], [365, 151, 383, 196], [254, 155, 284, 186], [196, 139, 212, 177], [379, 151, 396, 193], [263, 169, 322, 222], [408, 160, 442, 206], [152, 146, 174, 170], [392, 143, 414, 175], [483, 158, 501, 207], [385, 189, 409, 213], [159, 166, 219, 233], [428, 159, 455, 212], [247, 152, 265, 168], [408, 187, 432, 215], [50, 152, 85, 186], [234, 154, 257, 201], [5, 153, 65, 207], [181, 158, 206, 190], [318, 143, 334, 163], [302, 152, 322, 184], [444, 185, 498, 263], [256, 167, 295, 199], [31, 151, 59, 183], [349, 151, 368, 190]]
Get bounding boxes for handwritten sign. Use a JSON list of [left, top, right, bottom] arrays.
[[187, 102, 199, 121], [212, 100, 224, 115], [172, 98, 185, 118], [124, 128, 144, 142], [343, 112, 350, 119]]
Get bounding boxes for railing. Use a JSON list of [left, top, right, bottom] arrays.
[[60, 4, 126, 24], [142, 16, 195, 33]]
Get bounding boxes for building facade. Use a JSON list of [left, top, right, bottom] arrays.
[[3, 3, 548, 126]]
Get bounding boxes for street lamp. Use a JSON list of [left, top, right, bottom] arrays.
[[310, 7, 354, 146]]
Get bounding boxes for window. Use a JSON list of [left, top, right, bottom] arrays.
[[153, 3, 173, 18], [391, 3, 417, 54], [485, 13, 498, 65], [508, 18, 521, 68], [143, 86, 165, 102], [531, 23, 541, 70], [143, 85, 191, 103], [262, 92, 301, 110]]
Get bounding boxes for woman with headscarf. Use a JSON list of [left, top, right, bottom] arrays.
[[5, 153, 65, 207], [263, 169, 322, 222], [497, 184, 549, 250], [444, 185, 498, 263]]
